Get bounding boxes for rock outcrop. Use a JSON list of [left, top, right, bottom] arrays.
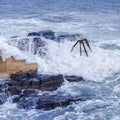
[[0, 51, 37, 79], [8, 72, 64, 93], [0, 72, 84, 110], [15, 91, 82, 110], [8, 30, 81, 57]]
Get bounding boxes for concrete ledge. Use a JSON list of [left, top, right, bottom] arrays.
[[0, 72, 9, 79], [0, 50, 38, 79]]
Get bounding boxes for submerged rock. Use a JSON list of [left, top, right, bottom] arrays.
[[8, 30, 82, 57], [14, 92, 82, 110], [8, 37, 47, 57], [65, 76, 83, 82], [28, 30, 55, 40], [56, 34, 81, 42], [9, 72, 64, 92], [28, 30, 81, 42]]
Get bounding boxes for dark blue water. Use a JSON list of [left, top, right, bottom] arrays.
[[0, 0, 120, 18]]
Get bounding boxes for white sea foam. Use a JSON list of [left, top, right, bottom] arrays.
[[0, 15, 120, 82], [0, 10, 120, 120]]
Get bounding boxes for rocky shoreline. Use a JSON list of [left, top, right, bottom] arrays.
[[0, 30, 85, 110], [0, 72, 84, 110]]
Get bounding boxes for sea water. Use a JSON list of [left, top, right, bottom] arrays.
[[0, 0, 120, 119]]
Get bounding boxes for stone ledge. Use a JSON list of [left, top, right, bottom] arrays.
[[0, 50, 38, 79]]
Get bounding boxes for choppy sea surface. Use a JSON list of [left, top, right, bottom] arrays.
[[0, 0, 120, 119]]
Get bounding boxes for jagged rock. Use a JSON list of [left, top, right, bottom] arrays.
[[8, 30, 83, 57], [20, 89, 39, 97], [27, 32, 41, 36], [8, 37, 47, 56], [57, 34, 81, 42], [17, 38, 29, 51], [15, 92, 82, 110], [40, 74, 64, 91], [9, 72, 64, 92], [65, 76, 83, 82], [28, 30, 55, 40], [9, 86, 21, 95], [0, 72, 86, 110], [32, 37, 46, 54], [0, 98, 3, 105], [10, 72, 37, 81]]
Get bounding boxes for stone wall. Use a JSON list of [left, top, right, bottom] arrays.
[[0, 52, 38, 78]]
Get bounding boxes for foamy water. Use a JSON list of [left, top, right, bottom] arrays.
[[0, 0, 120, 119]]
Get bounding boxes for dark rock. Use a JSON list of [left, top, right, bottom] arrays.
[[38, 30, 55, 40], [8, 30, 83, 57], [8, 37, 47, 57], [30, 79, 41, 89], [20, 89, 39, 97], [10, 72, 37, 81], [18, 96, 39, 109], [11, 36, 18, 38], [65, 76, 83, 82], [12, 95, 20, 102], [0, 72, 86, 110], [0, 98, 3, 105], [9, 86, 21, 95], [28, 32, 41, 36], [57, 34, 81, 42], [17, 38, 29, 51], [32, 37, 46, 54], [17, 92, 82, 110], [28, 30, 55, 40], [40, 74, 64, 91], [10, 72, 64, 91]]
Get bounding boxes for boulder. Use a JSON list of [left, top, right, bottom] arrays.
[[14, 92, 82, 110], [65, 76, 83, 82], [27, 30, 81, 42], [9, 72, 64, 92], [8, 37, 47, 56], [40, 74, 64, 91], [56, 34, 81, 42], [28, 30, 55, 40], [0, 72, 86, 110], [8, 30, 83, 57]]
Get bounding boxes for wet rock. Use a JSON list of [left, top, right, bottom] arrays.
[[12, 95, 20, 103], [16, 92, 82, 110], [28, 30, 55, 40], [0, 98, 3, 105], [56, 34, 81, 42], [32, 37, 46, 54], [0, 72, 86, 110], [27, 32, 41, 36], [40, 74, 64, 91], [9, 86, 21, 95], [65, 76, 83, 82], [38, 30, 55, 40], [17, 38, 29, 51], [10, 72, 37, 81], [10, 72, 64, 91], [8, 30, 83, 57], [20, 89, 39, 97], [8, 37, 47, 57], [11, 36, 18, 38]]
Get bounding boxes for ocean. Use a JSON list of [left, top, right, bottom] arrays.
[[0, 0, 120, 119]]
